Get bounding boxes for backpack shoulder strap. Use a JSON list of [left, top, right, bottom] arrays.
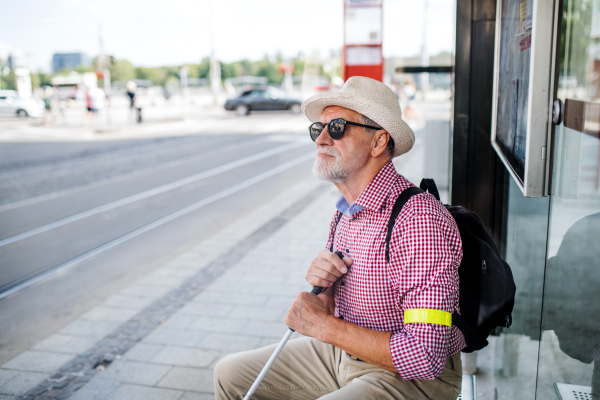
[[385, 187, 424, 262], [419, 178, 441, 201], [329, 211, 344, 252]]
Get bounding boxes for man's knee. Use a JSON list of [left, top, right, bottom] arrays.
[[214, 353, 243, 399]]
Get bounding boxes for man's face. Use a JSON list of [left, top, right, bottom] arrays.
[[312, 106, 372, 183]]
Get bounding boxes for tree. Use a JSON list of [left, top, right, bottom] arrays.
[[0, 59, 15, 90], [109, 59, 136, 82], [135, 67, 165, 85]]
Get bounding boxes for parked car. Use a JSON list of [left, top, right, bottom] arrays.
[[224, 88, 302, 116], [0, 90, 43, 117]]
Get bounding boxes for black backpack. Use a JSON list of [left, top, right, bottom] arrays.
[[384, 178, 516, 352]]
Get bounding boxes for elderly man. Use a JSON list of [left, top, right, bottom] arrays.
[[214, 76, 465, 400]]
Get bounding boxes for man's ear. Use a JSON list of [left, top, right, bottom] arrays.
[[371, 130, 390, 158]]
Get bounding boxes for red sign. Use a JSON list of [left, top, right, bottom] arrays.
[[520, 34, 532, 52], [343, 1, 383, 82]]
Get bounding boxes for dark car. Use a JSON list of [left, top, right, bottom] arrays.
[[224, 88, 302, 116]]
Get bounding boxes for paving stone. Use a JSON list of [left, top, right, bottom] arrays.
[[241, 273, 287, 284], [178, 302, 233, 317], [179, 392, 214, 400], [265, 296, 297, 308], [161, 314, 196, 329], [197, 333, 261, 352], [251, 283, 300, 296], [2, 351, 74, 373], [138, 276, 184, 287], [68, 379, 121, 400], [157, 367, 214, 393], [0, 371, 19, 387], [228, 305, 284, 322], [207, 281, 253, 293], [213, 293, 268, 306], [143, 328, 204, 347], [150, 347, 219, 368], [80, 307, 139, 323], [32, 334, 98, 354], [102, 294, 155, 310], [0, 372, 48, 396], [151, 268, 194, 278], [190, 292, 222, 304], [243, 321, 290, 338], [124, 343, 164, 362], [59, 320, 121, 338], [119, 284, 172, 298], [95, 360, 171, 386], [111, 384, 182, 400], [186, 317, 248, 334]]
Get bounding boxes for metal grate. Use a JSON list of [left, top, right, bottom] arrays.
[[555, 383, 593, 400], [457, 374, 476, 400]]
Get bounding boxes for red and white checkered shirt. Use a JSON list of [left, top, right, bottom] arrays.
[[326, 161, 466, 380]]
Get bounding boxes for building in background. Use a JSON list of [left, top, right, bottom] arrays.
[[52, 52, 90, 73]]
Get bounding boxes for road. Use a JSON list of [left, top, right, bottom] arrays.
[[0, 112, 314, 364]]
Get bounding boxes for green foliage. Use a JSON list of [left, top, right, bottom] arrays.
[[30, 72, 51, 89], [1, 71, 15, 90], [252, 55, 282, 83], [135, 67, 166, 85], [6, 53, 308, 90], [109, 59, 136, 82]]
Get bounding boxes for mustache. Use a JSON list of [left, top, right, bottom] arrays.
[[316, 147, 341, 158]]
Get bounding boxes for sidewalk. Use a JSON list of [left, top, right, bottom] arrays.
[[0, 176, 337, 400]]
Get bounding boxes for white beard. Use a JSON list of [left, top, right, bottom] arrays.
[[313, 146, 368, 183], [313, 147, 347, 183]]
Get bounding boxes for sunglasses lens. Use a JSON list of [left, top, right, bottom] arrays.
[[328, 119, 346, 139], [309, 123, 324, 142]]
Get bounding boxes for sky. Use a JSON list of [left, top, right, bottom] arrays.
[[0, 0, 455, 72]]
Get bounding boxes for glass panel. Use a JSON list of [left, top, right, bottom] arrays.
[[489, 177, 549, 399], [537, 0, 600, 398]]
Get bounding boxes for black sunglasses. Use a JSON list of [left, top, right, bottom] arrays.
[[308, 118, 381, 142]]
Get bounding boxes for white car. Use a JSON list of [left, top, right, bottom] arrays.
[[0, 90, 44, 118]]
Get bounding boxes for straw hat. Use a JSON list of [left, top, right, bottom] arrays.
[[301, 76, 415, 157]]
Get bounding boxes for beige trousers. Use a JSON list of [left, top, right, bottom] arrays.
[[214, 337, 462, 400]]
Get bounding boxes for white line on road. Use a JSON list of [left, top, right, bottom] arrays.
[[0, 142, 309, 248], [0, 152, 314, 300]]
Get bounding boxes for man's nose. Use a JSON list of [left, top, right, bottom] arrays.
[[315, 126, 333, 145]]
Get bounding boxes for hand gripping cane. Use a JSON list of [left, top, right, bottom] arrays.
[[242, 251, 345, 400]]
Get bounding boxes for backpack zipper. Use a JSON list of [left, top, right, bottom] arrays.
[[482, 260, 487, 273]]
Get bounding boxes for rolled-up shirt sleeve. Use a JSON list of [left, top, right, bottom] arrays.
[[388, 210, 463, 380]]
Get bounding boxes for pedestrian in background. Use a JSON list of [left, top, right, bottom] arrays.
[[43, 87, 52, 126], [85, 87, 94, 124], [126, 81, 137, 123], [90, 87, 105, 124]]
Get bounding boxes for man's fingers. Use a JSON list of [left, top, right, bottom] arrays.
[[308, 258, 344, 279], [322, 251, 350, 274]]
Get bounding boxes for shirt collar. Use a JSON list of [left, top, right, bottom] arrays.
[[335, 195, 364, 216], [335, 161, 403, 215]]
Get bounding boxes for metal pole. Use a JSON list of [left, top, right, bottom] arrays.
[[242, 329, 294, 400]]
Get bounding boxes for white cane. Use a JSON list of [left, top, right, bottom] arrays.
[[242, 251, 345, 400]]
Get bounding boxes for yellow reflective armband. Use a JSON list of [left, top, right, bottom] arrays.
[[404, 309, 452, 327]]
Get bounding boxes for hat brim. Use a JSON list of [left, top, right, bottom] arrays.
[[301, 92, 415, 158]]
